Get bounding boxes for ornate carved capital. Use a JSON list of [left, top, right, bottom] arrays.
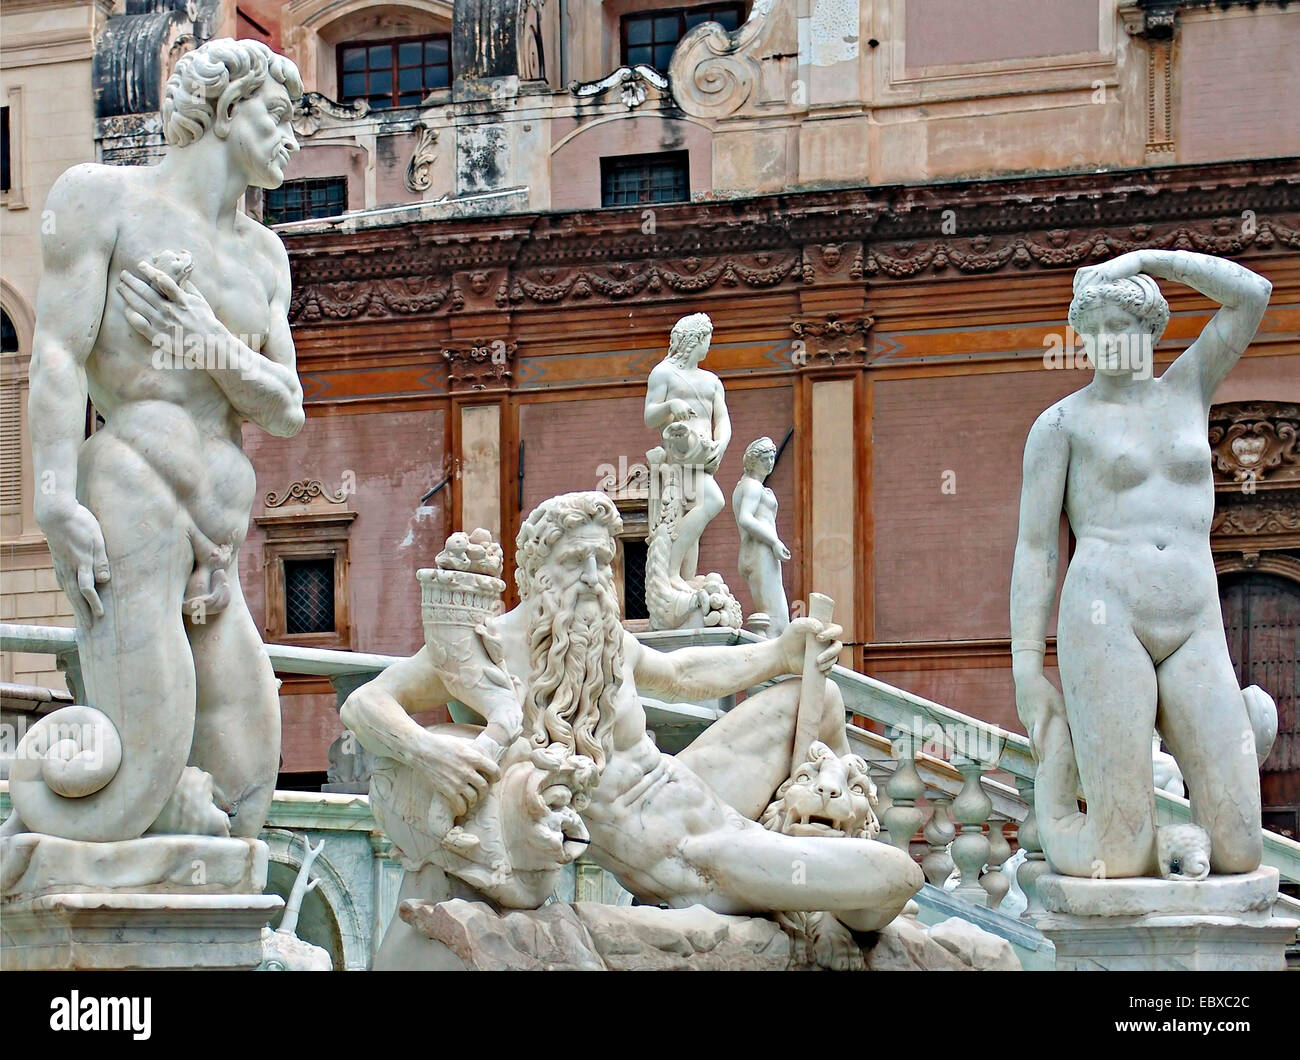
[[790, 313, 873, 366], [443, 340, 517, 391]]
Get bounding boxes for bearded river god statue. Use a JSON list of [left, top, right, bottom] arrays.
[[341, 492, 952, 971], [1, 39, 304, 968], [1012, 250, 1281, 886]]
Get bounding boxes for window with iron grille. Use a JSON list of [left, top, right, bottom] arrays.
[[621, 4, 746, 70], [263, 177, 347, 225], [622, 537, 650, 621], [601, 151, 689, 207], [338, 34, 452, 109], [284, 557, 336, 634]]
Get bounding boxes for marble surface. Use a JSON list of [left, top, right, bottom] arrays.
[[392, 898, 1019, 971], [1011, 249, 1277, 879], [1, 892, 283, 971], [10, 38, 305, 844], [343, 493, 923, 964], [0, 834, 269, 899], [643, 313, 743, 630], [733, 436, 791, 636]]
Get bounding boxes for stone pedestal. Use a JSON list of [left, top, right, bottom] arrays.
[[0, 834, 282, 971], [1036, 867, 1298, 971]]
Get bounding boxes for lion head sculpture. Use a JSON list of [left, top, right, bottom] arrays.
[[760, 742, 880, 840]]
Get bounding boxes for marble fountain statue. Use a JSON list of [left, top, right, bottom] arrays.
[[1, 38, 305, 969], [2, 29, 1289, 971], [1011, 249, 1297, 968]]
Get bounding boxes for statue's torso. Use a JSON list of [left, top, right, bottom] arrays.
[[1059, 380, 1219, 618], [78, 167, 276, 532]]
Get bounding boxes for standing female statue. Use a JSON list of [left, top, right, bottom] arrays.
[[733, 437, 790, 636], [1011, 249, 1276, 879]]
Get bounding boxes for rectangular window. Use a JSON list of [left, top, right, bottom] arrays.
[[284, 557, 337, 634], [601, 150, 689, 207], [263, 177, 347, 224], [1, 107, 10, 193], [621, 536, 650, 621], [621, 4, 745, 70], [338, 34, 452, 109]]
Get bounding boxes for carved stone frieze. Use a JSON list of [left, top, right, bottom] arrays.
[[280, 160, 1300, 320], [289, 277, 461, 323], [1212, 496, 1300, 537]]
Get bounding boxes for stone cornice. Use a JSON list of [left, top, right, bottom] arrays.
[[283, 159, 1300, 322]]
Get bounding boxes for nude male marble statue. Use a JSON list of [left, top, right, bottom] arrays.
[[642, 313, 742, 629], [1011, 249, 1278, 880], [342, 492, 922, 964], [7, 39, 305, 842]]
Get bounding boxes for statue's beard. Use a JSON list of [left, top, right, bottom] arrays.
[[524, 572, 625, 772]]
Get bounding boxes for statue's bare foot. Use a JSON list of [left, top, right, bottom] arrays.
[[811, 912, 864, 972], [147, 766, 232, 837]]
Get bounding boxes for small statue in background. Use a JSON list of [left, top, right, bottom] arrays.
[[643, 312, 742, 629], [733, 437, 790, 636]]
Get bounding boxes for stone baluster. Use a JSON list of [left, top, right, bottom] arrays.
[[949, 755, 992, 907], [882, 729, 925, 859], [921, 794, 956, 886], [1014, 776, 1050, 918], [981, 816, 1012, 908]]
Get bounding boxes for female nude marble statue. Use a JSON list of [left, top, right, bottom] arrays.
[[7, 39, 305, 842], [1011, 249, 1276, 879], [733, 436, 790, 635]]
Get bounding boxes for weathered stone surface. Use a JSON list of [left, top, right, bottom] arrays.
[[399, 897, 1021, 971], [863, 914, 971, 971], [927, 916, 1022, 971], [400, 898, 605, 971], [574, 902, 792, 971]]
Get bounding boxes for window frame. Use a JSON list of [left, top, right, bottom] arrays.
[[619, 3, 747, 70], [335, 32, 453, 110], [256, 511, 356, 650], [600, 150, 690, 208], [262, 176, 348, 225]]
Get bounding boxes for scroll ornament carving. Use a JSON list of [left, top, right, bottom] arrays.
[[1208, 404, 1300, 485], [406, 123, 440, 193], [668, 9, 768, 119], [265, 478, 350, 508], [568, 65, 669, 109], [292, 91, 370, 138]]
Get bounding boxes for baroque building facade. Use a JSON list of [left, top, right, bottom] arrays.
[[1, 0, 1298, 838]]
